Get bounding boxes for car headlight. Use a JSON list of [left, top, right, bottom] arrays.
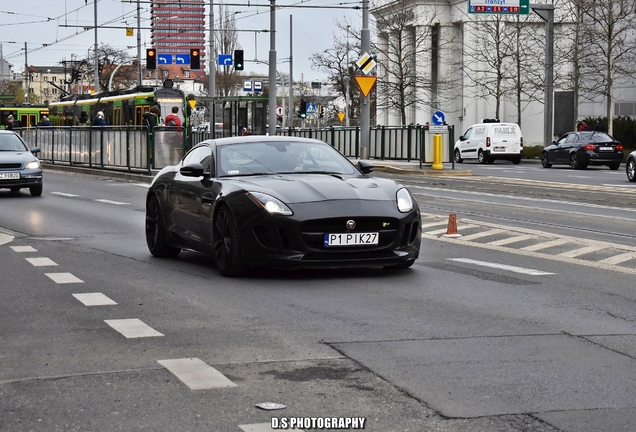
[[396, 188, 413, 213], [25, 160, 41, 170], [246, 192, 293, 216]]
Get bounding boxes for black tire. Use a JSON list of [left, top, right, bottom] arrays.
[[627, 158, 636, 182], [608, 162, 620, 171], [145, 195, 181, 258], [478, 149, 487, 164], [213, 206, 244, 277], [512, 156, 521, 165], [570, 153, 585, 169], [541, 152, 552, 168], [29, 185, 42, 196], [454, 149, 463, 163]]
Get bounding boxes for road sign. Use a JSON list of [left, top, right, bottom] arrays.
[[218, 54, 232, 66], [469, 0, 529, 14], [276, 106, 284, 116], [254, 81, 263, 93], [158, 54, 172, 65], [176, 54, 190, 65], [126, 28, 134, 37], [338, 112, 345, 122], [306, 103, 317, 114], [428, 125, 448, 134], [356, 52, 377, 75], [432, 111, 446, 125], [243, 80, 252, 92], [355, 76, 377, 97]]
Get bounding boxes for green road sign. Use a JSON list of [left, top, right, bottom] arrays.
[[469, 0, 530, 14]]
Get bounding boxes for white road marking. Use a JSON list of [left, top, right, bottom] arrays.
[[425, 223, 478, 235], [520, 238, 572, 252], [558, 244, 607, 258], [0, 234, 13, 246], [599, 252, 636, 265], [51, 192, 81, 197], [567, 175, 592, 179], [487, 234, 534, 246], [459, 228, 507, 241], [157, 358, 237, 390], [26, 257, 58, 267], [95, 199, 129, 205], [448, 258, 555, 275], [10, 246, 36, 252], [603, 184, 635, 188], [72, 293, 117, 306], [421, 221, 448, 229], [239, 424, 286, 432], [105, 318, 164, 338], [45, 272, 84, 284]]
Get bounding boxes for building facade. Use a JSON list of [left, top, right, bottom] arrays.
[[151, 0, 206, 68]]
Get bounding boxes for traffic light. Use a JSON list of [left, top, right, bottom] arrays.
[[234, 50, 244, 70], [146, 48, 157, 70], [319, 105, 325, 118], [190, 49, 201, 69], [299, 99, 307, 119]]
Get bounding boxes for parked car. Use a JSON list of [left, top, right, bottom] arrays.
[[626, 150, 636, 182], [541, 131, 624, 170], [0, 130, 43, 196], [454, 119, 523, 164], [145, 136, 421, 276]]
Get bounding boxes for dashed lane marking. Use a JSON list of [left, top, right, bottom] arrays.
[[25, 257, 58, 267], [105, 318, 164, 338], [10, 246, 37, 252], [45, 272, 84, 284], [95, 199, 129, 205], [157, 358, 237, 390], [447, 258, 556, 276], [72, 293, 117, 306], [51, 192, 81, 197]]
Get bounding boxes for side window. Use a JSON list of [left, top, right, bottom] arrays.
[[566, 134, 578, 144], [182, 145, 212, 173], [463, 128, 472, 139], [557, 135, 569, 145]]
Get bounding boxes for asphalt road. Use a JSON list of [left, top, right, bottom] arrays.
[[1, 165, 636, 432]]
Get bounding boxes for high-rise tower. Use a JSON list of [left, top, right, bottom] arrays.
[[151, 0, 205, 66]]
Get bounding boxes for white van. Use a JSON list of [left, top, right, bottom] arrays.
[[454, 120, 523, 164]]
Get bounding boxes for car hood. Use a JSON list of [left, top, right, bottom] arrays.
[[233, 174, 402, 204], [0, 150, 36, 165]]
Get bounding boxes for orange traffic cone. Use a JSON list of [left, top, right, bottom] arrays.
[[443, 213, 462, 238]]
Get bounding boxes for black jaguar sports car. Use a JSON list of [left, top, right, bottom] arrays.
[[145, 136, 421, 276]]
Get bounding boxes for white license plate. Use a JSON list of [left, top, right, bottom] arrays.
[[599, 146, 613, 151], [493, 146, 506, 152], [0, 172, 20, 180], [324, 232, 379, 247]]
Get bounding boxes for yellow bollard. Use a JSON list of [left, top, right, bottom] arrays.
[[431, 134, 444, 170]]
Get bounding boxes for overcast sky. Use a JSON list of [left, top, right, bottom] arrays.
[[0, 0, 362, 82]]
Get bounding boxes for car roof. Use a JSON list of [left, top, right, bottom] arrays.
[[204, 135, 329, 147]]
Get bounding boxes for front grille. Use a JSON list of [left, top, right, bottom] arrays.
[[0, 163, 22, 169], [301, 217, 400, 250]]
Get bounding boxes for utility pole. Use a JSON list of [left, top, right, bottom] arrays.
[[24, 42, 29, 104], [288, 14, 294, 128], [137, 0, 142, 86], [209, 4, 216, 125], [360, 0, 370, 159], [94, 0, 99, 93], [532, 4, 554, 147], [268, 0, 277, 136]]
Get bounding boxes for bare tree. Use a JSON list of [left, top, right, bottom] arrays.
[[81, 43, 136, 93], [212, 4, 242, 98], [577, 0, 636, 135]]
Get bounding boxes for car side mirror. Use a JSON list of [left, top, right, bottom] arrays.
[[180, 163, 205, 177], [30, 147, 41, 154], [357, 160, 374, 174], [551, 141, 557, 146], [459, 136, 466, 141]]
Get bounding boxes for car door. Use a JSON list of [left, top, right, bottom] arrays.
[[170, 144, 213, 245], [458, 127, 474, 157], [553, 134, 572, 164]]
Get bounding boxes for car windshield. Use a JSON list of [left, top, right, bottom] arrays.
[[218, 141, 358, 177], [579, 131, 614, 142], [0, 134, 28, 151]]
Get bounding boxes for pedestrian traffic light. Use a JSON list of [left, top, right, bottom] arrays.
[[299, 99, 307, 119], [190, 49, 201, 69], [234, 50, 244, 70], [146, 48, 157, 70]]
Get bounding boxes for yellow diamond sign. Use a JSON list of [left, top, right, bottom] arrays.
[[355, 76, 377, 98]]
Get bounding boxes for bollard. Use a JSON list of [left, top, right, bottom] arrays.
[[432, 134, 444, 170]]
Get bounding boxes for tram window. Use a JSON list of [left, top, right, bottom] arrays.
[[30, 115, 36, 126], [114, 107, 121, 126], [20, 115, 28, 127]]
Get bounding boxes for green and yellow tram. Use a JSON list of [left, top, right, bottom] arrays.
[[0, 105, 49, 129], [48, 80, 190, 129]]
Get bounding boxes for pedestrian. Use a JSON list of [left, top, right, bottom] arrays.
[[578, 120, 590, 131], [593, 119, 605, 132], [143, 106, 160, 130], [79, 111, 89, 125], [245, 128, 252, 135], [92, 111, 107, 126], [164, 107, 181, 128], [6, 114, 22, 130], [240, 127, 247, 136], [37, 115, 54, 127]]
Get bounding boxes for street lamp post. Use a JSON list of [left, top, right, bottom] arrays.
[[346, 25, 350, 128]]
